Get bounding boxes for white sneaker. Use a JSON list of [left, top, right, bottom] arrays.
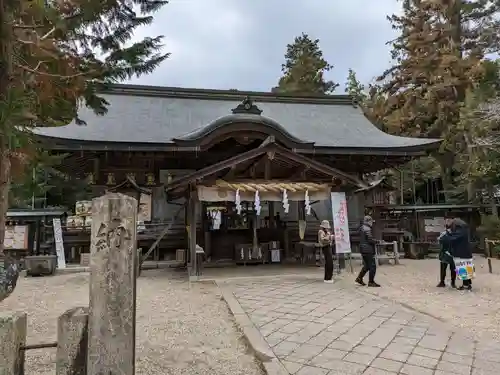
[[324, 279, 334, 284]]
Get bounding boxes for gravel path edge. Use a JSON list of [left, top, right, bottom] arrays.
[[216, 282, 288, 375]]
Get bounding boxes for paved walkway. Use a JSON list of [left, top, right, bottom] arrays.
[[221, 277, 500, 375]]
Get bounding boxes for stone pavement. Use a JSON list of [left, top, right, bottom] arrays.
[[221, 277, 500, 375]]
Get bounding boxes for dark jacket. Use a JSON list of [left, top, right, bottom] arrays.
[[441, 221, 472, 259], [438, 230, 454, 265], [359, 223, 376, 255]]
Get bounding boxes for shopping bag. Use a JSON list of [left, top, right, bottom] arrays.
[[454, 258, 475, 281]]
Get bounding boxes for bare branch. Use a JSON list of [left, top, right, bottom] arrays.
[[15, 63, 87, 79]]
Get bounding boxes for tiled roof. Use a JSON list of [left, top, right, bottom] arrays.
[[35, 84, 441, 150]]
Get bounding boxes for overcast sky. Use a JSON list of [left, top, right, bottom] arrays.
[[130, 0, 402, 93]]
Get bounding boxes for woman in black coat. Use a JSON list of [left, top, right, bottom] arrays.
[[446, 218, 473, 290]]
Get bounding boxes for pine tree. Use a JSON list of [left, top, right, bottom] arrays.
[[0, 0, 169, 254], [273, 33, 338, 95]]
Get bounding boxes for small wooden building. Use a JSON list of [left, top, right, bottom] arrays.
[[34, 84, 440, 275]]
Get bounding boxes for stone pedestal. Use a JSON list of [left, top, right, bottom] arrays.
[[56, 307, 89, 375], [0, 312, 27, 375], [87, 193, 137, 375], [25, 255, 57, 276]]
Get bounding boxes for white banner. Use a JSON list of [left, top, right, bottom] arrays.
[[331, 192, 351, 254], [53, 218, 66, 269]]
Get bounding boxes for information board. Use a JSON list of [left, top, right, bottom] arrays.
[[4, 225, 28, 250]]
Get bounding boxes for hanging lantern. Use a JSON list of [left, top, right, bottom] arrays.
[[86, 173, 95, 185], [235, 189, 242, 215], [106, 173, 116, 185], [304, 190, 311, 215], [146, 173, 155, 186], [254, 190, 261, 216], [282, 189, 289, 213]]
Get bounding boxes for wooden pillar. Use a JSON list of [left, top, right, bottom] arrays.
[[0, 312, 27, 375], [187, 189, 199, 280], [202, 204, 212, 260], [87, 193, 137, 375], [264, 155, 275, 229], [56, 307, 89, 375]]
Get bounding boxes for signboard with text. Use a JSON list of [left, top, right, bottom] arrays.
[[331, 192, 351, 254], [53, 218, 66, 269]]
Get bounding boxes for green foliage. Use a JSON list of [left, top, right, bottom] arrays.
[[274, 33, 338, 95], [8, 151, 91, 209], [1, 0, 169, 133], [372, 0, 500, 202], [344, 69, 367, 104], [344, 69, 388, 130], [379, 0, 481, 139], [0, 0, 169, 254], [478, 214, 500, 240], [450, 59, 500, 200]]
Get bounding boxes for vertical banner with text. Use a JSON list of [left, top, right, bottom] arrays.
[[53, 218, 66, 269], [331, 192, 351, 254]]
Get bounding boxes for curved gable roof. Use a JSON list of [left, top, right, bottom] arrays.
[[34, 84, 441, 152]]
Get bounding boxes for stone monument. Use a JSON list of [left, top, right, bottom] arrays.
[[87, 193, 137, 375]]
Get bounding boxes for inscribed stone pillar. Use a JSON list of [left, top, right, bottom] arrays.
[[87, 193, 137, 375], [0, 312, 27, 375], [56, 307, 89, 375]]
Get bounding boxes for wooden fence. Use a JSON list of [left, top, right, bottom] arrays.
[[0, 193, 138, 375]]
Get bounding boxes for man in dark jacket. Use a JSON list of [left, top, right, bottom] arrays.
[[437, 219, 456, 288], [355, 215, 380, 287]]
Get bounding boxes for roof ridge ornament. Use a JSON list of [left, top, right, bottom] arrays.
[[232, 96, 263, 115]]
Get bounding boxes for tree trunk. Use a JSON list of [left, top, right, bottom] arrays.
[[0, 0, 13, 255], [435, 153, 454, 201], [0, 143, 10, 255]]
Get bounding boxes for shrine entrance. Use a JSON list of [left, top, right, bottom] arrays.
[[166, 135, 366, 280]]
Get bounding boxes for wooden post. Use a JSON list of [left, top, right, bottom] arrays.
[[0, 312, 27, 375], [393, 240, 400, 265], [56, 307, 89, 375], [188, 190, 198, 281], [136, 248, 142, 277], [486, 239, 493, 274], [87, 193, 137, 375]]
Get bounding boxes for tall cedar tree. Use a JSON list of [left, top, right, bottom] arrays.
[[274, 33, 338, 95], [0, 0, 169, 254], [453, 59, 500, 206], [377, 0, 484, 196]]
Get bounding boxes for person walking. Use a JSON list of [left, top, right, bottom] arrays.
[[318, 220, 334, 283], [437, 218, 456, 288], [355, 215, 380, 287]]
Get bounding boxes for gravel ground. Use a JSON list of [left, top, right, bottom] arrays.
[[1, 269, 263, 375], [341, 257, 500, 342]]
